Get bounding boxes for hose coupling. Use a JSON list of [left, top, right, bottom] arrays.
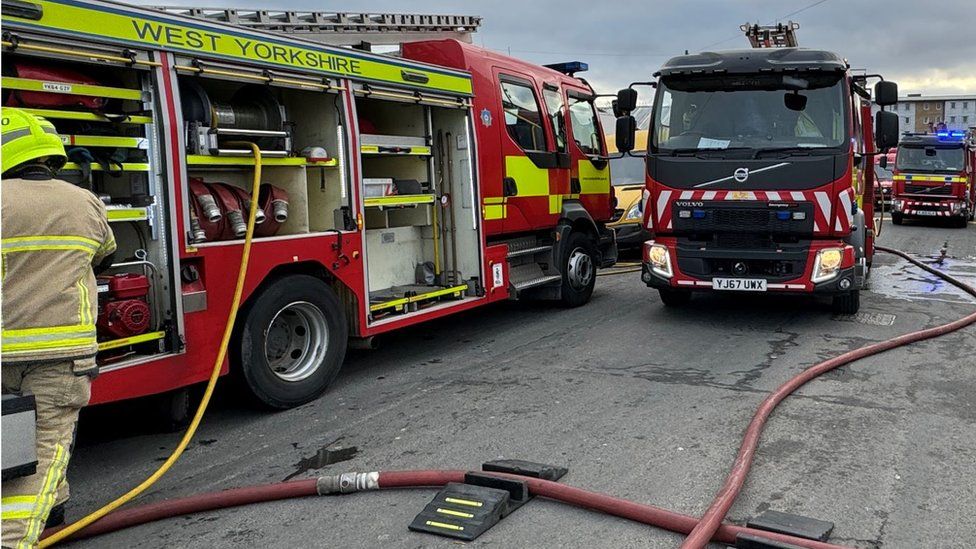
[[227, 210, 247, 237], [271, 199, 289, 222], [196, 194, 222, 223], [316, 471, 379, 495]]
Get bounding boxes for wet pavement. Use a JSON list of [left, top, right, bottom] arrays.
[[66, 219, 976, 548]]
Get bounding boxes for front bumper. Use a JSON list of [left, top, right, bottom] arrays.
[[641, 239, 858, 294], [892, 197, 967, 218]]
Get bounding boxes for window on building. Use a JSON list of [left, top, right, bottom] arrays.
[[924, 116, 930, 124], [964, 102, 969, 109], [499, 79, 547, 152], [951, 102, 956, 109], [950, 116, 956, 123], [936, 103, 942, 110], [965, 116, 970, 123], [904, 104, 909, 112], [923, 103, 930, 111], [905, 117, 910, 124]]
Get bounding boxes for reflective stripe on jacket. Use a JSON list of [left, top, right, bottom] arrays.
[[1, 177, 116, 362]]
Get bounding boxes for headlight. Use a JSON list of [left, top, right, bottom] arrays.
[[644, 242, 672, 278], [625, 202, 642, 220], [891, 199, 903, 211], [812, 248, 843, 283]]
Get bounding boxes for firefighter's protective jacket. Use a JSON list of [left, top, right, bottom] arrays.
[[1, 177, 116, 363]]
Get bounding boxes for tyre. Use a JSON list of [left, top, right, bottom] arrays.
[[659, 288, 692, 307], [559, 231, 597, 307], [236, 275, 347, 409], [150, 388, 191, 433], [953, 215, 969, 229], [832, 290, 860, 314], [891, 212, 903, 225]]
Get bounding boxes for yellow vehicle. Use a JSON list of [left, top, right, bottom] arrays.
[[606, 130, 649, 249]]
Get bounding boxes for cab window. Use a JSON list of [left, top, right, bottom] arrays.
[[568, 95, 604, 156], [500, 79, 547, 152], [542, 87, 567, 153]]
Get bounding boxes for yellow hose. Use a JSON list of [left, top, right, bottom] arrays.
[[40, 143, 264, 547]]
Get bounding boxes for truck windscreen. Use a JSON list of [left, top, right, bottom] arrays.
[[651, 73, 848, 155], [895, 146, 965, 173]]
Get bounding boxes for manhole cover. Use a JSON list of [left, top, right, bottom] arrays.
[[832, 312, 896, 326]]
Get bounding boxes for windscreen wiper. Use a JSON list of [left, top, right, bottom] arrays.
[[753, 147, 835, 159], [665, 147, 751, 158]]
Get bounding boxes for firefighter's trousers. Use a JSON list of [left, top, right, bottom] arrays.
[[2, 360, 91, 549]]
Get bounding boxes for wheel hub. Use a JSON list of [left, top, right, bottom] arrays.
[[264, 301, 329, 382], [567, 248, 594, 290]]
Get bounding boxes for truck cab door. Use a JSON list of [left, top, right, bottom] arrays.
[[492, 70, 563, 232], [565, 89, 612, 222]]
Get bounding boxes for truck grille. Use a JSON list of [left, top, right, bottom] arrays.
[[904, 184, 953, 195], [672, 201, 815, 235]]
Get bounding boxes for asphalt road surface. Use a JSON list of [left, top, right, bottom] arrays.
[[67, 218, 976, 548]]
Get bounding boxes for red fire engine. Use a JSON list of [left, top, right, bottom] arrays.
[[890, 130, 975, 227], [613, 22, 899, 314], [1, 0, 616, 414]]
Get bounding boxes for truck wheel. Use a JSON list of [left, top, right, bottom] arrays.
[[832, 290, 860, 315], [559, 231, 597, 307], [659, 288, 692, 307], [237, 275, 348, 409], [954, 215, 969, 228], [891, 213, 903, 225]]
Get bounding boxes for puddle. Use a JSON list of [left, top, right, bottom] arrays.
[[284, 443, 359, 481], [832, 312, 896, 326], [870, 255, 976, 304]]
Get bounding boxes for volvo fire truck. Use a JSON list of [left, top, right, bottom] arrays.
[[613, 22, 899, 314], [890, 130, 975, 227], [0, 0, 616, 414]]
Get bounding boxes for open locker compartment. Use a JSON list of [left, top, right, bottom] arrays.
[[1, 43, 179, 367], [178, 70, 350, 246], [358, 95, 482, 321]]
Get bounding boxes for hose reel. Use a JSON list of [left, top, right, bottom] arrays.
[[180, 80, 292, 157]]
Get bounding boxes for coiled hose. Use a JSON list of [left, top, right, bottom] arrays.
[[43, 249, 975, 548], [39, 144, 264, 548]]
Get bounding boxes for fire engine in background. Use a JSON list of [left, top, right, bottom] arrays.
[[874, 148, 896, 208], [890, 130, 975, 227], [0, 0, 615, 418], [613, 22, 899, 314]]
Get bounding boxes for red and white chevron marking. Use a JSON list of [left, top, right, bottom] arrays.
[[834, 187, 855, 232], [901, 200, 953, 216], [653, 189, 835, 233]]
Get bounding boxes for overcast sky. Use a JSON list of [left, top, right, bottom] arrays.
[[144, 0, 976, 97]]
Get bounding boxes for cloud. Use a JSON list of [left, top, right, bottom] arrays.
[[138, 0, 976, 96]]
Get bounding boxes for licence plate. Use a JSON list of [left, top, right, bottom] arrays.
[[915, 210, 939, 216], [712, 278, 767, 291]]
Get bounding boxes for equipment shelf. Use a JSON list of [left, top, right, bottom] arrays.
[[20, 108, 153, 125], [61, 162, 150, 172], [106, 207, 150, 222], [361, 145, 432, 156], [369, 283, 468, 313], [364, 194, 435, 208], [1, 76, 145, 101], [185, 155, 338, 167], [62, 162, 150, 172], [60, 135, 148, 149], [98, 330, 166, 352], [360, 134, 431, 156]]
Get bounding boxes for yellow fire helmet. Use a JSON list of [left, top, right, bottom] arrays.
[[1, 107, 67, 176]]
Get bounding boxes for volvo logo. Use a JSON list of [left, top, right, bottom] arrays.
[[733, 167, 750, 183]]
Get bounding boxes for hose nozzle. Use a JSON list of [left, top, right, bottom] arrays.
[[316, 472, 379, 495]]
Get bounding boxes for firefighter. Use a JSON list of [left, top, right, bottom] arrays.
[[1, 108, 116, 548]]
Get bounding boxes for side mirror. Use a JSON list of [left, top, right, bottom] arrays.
[[874, 111, 899, 150], [611, 99, 623, 118], [878, 155, 887, 169], [615, 115, 636, 153], [616, 88, 638, 113], [874, 81, 898, 107]]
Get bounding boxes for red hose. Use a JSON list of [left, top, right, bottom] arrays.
[[42, 248, 975, 549], [680, 247, 976, 549], [43, 470, 846, 548]]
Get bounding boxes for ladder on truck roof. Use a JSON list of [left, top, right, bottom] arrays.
[[740, 21, 800, 48], [152, 6, 481, 47]]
